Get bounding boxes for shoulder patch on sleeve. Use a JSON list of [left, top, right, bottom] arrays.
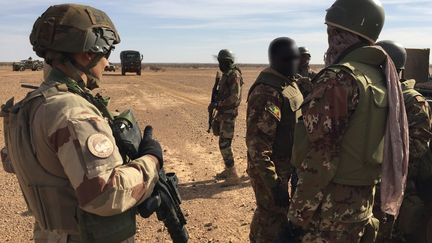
[[265, 103, 281, 122], [87, 133, 114, 158]]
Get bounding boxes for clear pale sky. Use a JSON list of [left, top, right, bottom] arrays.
[[0, 0, 431, 64]]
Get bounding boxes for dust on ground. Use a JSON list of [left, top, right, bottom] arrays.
[[0, 66, 264, 242]]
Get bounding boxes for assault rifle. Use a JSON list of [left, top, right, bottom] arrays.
[[104, 105, 188, 243], [207, 71, 221, 132]]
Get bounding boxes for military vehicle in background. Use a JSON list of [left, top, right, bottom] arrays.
[[409, 48, 432, 99], [12, 57, 43, 71], [104, 62, 116, 72], [120, 50, 143, 75]]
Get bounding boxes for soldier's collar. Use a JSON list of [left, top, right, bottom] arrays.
[[264, 67, 294, 84], [44, 68, 90, 95]]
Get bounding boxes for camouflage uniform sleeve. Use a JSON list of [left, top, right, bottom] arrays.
[[287, 69, 359, 228], [405, 95, 432, 159], [218, 71, 242, 109], [246, 84, 282, 189], [37, 94, 159, 216]]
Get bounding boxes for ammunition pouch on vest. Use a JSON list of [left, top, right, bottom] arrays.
[[292, 46, 388, 186], [112, 109, 142, 161], [6, 79, 138, 241], [248, 69, 303, 161], [77, 207, 136, 243]]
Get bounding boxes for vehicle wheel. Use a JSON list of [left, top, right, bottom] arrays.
[[122, 69, 125, 75], [137, 70, 141, 76]]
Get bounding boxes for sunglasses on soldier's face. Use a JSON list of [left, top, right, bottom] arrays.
[[104, 46, 114, 59]]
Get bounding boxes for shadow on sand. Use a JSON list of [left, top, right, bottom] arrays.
[[178, 176, 250, 201], [103, 72, 124, 77]]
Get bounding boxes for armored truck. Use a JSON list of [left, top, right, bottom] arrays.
[[12, 57, 43, 71], [120, 50, 143, 76]]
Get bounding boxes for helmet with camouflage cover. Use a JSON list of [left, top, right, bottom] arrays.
[[217, 49, 235, 62], [325, 0, 385, 43], [376, 40, 407, 70], [30, 4, 120, 59], [299, 47, 311, 57]]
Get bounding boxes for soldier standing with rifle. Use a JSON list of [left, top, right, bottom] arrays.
[[247, 37, 303, 243], [375, 40, 432, 243], [1, 4, 188, 243], [208, 49, 243, 185]]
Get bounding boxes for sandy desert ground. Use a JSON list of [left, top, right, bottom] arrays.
[[1, 64, 431, 242], [0, 66, 266, 242]]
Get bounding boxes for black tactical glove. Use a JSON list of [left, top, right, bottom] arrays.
[[277, 220, 304, 243], [271, 178, 290, 208], [138, 126, 163, 167]]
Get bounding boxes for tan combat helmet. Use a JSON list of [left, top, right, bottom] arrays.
[[30, 4, 120, 58], [29, 4, 121, 88], [325, 0, 385, 43]]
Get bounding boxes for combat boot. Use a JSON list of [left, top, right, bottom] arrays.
[[222, 166, 240, 186], [215, 168, 230, 179]]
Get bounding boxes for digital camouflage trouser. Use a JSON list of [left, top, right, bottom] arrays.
[[212, 111, 237, 168], [299, 183, 379, 243], [248, 168, 289, 243]]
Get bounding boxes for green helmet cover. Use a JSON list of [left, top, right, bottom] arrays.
[[217, 49, 235, 62], [376, 40, 407, 70], [30, 4, 120, 58], [325, 0, 385, 43]]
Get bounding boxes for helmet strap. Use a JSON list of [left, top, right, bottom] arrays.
[[68, 53, 104, 90]]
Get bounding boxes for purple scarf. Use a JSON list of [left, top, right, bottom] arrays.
[[326, 26, 409, 216]]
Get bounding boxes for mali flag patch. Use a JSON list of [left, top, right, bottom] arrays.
[[265, 103, 281, 122]]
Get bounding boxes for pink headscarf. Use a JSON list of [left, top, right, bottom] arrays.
[[379, 47, 409, 216]]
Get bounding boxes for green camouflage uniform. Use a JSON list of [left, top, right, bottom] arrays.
[[288, 66, 380, 243], [392, 79, 432, 242], [246, 68, 302, 242], [4, 68, 159, 242], [212, 67, 243, 168]]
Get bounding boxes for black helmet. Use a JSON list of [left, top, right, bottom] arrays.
[[376, 40, 407, 70], [325, 0, 385, 43], [217, 49, 235, 62]]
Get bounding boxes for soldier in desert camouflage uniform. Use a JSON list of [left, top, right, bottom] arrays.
[[246, 37, 303, 242], [285, 0, 409, 242], [2, 4, 162, 242], [212, 49, 243, 184], [376, 40, 432, 243]]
